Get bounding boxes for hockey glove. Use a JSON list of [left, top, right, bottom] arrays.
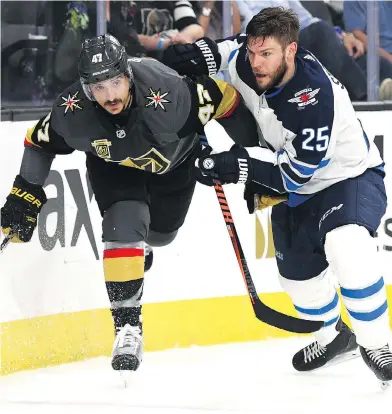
[[1, 175, 47, 242], [244, 183, 288, 213], [195, 145, 252, 186], [162, 37, 221, 77]]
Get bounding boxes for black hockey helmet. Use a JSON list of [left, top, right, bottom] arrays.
[[78, 34, 133, 100]]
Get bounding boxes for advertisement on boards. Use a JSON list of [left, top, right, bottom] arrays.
[[0, 111, 391, 323]]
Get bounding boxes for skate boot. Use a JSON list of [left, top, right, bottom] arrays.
[[112, 323, 143, 371], [293, 318, 358, 371], [144, 244, 153, 272], [360, 345, 392, 389]]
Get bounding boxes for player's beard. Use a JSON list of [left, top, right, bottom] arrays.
[[255, 58, 288, 92]]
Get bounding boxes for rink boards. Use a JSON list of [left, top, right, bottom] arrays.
[[0, 111, 391, 375]]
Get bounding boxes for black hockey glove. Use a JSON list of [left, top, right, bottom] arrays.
[[195, 145, 252, 186], [1, 175, 47, 242], [162, 37, 221, 77]]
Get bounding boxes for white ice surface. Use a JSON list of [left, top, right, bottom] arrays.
[[0, 337, 391, 414]]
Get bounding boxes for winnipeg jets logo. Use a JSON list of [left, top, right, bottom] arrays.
[[288, 88, 320, 109], [58, 91, 82, 114], [145, 88, 171, 111]]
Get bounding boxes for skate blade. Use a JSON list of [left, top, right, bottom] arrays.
[[112, 354, 140, 371], [120, 370, 133, 388], [317, 349, 360, 371]]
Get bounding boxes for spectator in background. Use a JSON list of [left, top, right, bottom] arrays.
[[235, 0, 368, 101], [304, 1, 345, 28], [197, 1, 241, 39], [106, 1, 203, 61], [105, 1, 147, 58], [54, 1, 90, 86], [344, 0, 392, 100]]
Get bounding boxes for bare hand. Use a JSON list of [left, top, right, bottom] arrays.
[[170, 32, 194, 45], [343, 33, 365, 59]]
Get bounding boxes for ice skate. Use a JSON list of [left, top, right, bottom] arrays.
[[360, 345, 392, 390], [293, 319, 358, 371], [112, 323, 143, 385]]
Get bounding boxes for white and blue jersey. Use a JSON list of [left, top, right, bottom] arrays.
[[216, 35, 383, 206]]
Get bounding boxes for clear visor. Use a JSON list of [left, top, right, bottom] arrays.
[[88, 75, 129, 95]]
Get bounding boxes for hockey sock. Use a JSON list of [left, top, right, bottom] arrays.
[[103, 242, 144, 329], [325, 224, 390, 349], [279, 269, 341, 346]]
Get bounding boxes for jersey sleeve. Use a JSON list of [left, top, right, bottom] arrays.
[[172, 0, 199, 31], [178, 75, 240, 137], [24, 109, 74, 155], [249, 86, 335, 194], [216, 34, 246, 70]]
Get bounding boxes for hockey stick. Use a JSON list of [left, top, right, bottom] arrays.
[[211, 183, 323, 333], [198, 136, 323, 333], [0, 232, 14, 254]]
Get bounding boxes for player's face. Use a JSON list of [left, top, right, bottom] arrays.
[[247, 37, 296, 91], [90, 75, 131, 114]]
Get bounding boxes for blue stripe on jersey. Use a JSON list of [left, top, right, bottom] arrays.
[[265, 85, 286, 98], [283, 153, 331, 177], [228, 49, 239, 63], [374, 163, 385, 175], [346, 300, 388, 322], [281, 172, 303, 191], [288, 158, 318, 176], [318, 158, 331, 169], [280, 161, 311, 185], [265, 64, 298, 98], [278, 152, 331, 193], [362, 130, 370, 152], [281, 157, 331, 192], [357, 119, 370, 152], [340, 277, 384, 299]]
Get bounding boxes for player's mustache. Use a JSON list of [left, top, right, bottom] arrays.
[[104, 99, 122, 106]]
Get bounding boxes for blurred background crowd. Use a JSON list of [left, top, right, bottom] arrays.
[[1, 0, 392, 109]]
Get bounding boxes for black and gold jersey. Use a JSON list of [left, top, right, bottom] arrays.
[[24, 57, 242, 175]]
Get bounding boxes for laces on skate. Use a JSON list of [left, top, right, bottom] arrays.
[[304, 342, 327, 364]]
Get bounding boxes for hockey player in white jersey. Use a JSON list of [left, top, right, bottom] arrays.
[[163, 7, 392, 386]]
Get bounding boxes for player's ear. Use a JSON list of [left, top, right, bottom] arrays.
[[286, 42, 297, 60]]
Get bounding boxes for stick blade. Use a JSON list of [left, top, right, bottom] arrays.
[[253, 298, 324, 334]]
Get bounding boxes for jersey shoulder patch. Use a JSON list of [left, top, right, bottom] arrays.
[[132, 59, 192, 134], [279, 51, 334, 115], [54, 80, 87, 117], [51, 81, 97, 143]]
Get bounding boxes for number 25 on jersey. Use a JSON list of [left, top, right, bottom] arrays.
[[302, 126, 329, 152]]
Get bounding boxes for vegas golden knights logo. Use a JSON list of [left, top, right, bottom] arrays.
[[255, 210, 275, 259], [91, 139, 112, 159], [118, 148, 171, 174]]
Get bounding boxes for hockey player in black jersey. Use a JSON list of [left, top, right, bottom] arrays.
[[0, 34, 259, 374], [163, 7, 392, 388]]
